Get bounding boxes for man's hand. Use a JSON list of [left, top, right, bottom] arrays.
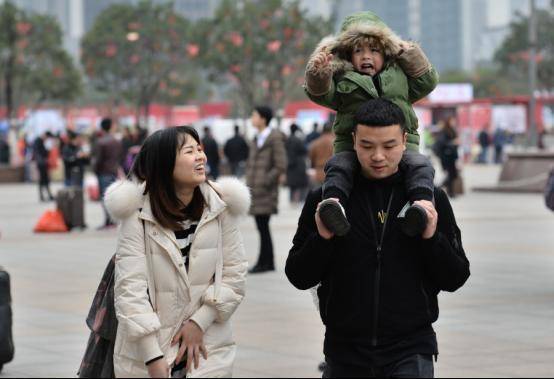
[[147, 358, 169, 378], [414, 200, 438, 240], [171, 320, 208, 374], [315, 200, 336, 240]]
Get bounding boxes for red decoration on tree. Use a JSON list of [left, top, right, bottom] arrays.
[[16, 22, 32, 35], [186, 43, 200, 57], [130, 54, 140, 64], [281, 65, 292, 76], [52, 67, 63, 78], [284, 27, 295, 40], [229, 32, 244, 47], [267, 40, 282, 53], [259, 20, 270, 30], [105, 44, 117, 57], [230, 64, 241, 74]]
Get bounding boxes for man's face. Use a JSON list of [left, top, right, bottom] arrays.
[[351, 44, 384, 77], [250, 111, 266, 130], [353, 124, 407, 179]]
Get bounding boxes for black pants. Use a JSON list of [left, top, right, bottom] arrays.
[[442, 162, 458, 198], [323, 150, 435, 204], [323, 354, 434, 378], [37, 163, 53, 201], [254, 215, 274, 268]]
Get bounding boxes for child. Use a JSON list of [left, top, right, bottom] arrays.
[[305, 11, 439, 237]]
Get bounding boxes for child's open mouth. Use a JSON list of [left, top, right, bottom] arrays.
[[361, 63, 374, 71]]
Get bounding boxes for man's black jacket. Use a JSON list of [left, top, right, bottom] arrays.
[[285, 171, 470, 361]]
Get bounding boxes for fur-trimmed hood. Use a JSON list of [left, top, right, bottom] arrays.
[[308, 11, 403, 76], [105, 177, 251, 222]]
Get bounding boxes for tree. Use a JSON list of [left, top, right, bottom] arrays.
[[0, 1, 81, 121], [195, 0, 332, 117], [494, 7, 554, 91], [81, 1, 198, 122]]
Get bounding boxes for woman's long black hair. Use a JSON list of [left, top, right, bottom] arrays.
[[132, 126, 205, 230]]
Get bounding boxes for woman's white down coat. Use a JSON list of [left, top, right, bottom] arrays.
[[105, 178, 250, 378]]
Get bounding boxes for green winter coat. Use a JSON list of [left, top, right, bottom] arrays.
[[305, 11, 439, 152]]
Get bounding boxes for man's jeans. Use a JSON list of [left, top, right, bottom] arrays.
[[323, 354, 434, 378], [98, 174, 117, 225]]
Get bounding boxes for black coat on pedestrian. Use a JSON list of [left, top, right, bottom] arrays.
[[202, 136, 220, 168], [224, 135, 249, 164], [285, 134, 309, 188], [286, 171, 470, 366], [33, 137, 49, 166]]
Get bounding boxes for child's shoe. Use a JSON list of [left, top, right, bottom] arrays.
[[318, 199, 351, 236], [398, 202, 428, 237]]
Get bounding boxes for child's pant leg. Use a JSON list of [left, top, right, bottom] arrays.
[[322, 151, 359, 204], [400, 150, 435, 202]]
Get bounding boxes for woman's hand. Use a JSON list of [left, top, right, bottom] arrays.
[[147, 358, 170, 378], [171, 320, 208, 373]]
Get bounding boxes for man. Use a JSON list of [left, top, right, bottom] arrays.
[[202, 126, 221, 180], [33, 131, 55, 202], [286, 99, 470, 378], [224, 125, 249, 177], [246, 106, 287, 274], [93, 118, 122, 229], [309, 123, 335, 185], [477, 127, 490, 164], [62, 132, 89, 188], [305, 122, 321, 147]]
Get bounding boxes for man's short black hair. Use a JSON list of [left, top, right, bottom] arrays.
[[100, 118, 113, 132], [254, 105, 273, 126], [353, 99, 406, 132]]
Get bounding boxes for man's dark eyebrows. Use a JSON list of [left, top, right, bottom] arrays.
[[384, 139, 398, 145]]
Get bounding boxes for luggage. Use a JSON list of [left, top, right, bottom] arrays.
[[0, 268, 14, 373], [453, 175, 465, 196], [57, 187, 86, 230], [34, 210, 69, 233]]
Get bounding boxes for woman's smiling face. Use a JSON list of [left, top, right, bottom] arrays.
[[173, 134, 208, 187]]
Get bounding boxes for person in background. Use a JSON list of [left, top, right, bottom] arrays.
[[93, 118, 122, 230], [435, 117, 459, 198], [33, 131, 55, 202], [477, 126, 490, 164], [493, 128, 507, 164], [120, 127, 135, 175], [62, 132, 89, 188], [246, 105, 287, 274], [224, 125, 250, 178], [286, 123, 309, 204], [202, 126, 221, 180], [309, 123, 335, 185], [305, 122, 321, 147], [0, 134, 10, 165]]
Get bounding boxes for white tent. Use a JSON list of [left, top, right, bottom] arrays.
[[22, 110, 66, 142]]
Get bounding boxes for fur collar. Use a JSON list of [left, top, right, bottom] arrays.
[[105, 177, 251, 222]]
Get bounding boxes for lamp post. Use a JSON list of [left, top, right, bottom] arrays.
[[528, 0, 538, 149]]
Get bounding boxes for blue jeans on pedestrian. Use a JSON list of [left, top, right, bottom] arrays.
[[323, 354, 434, 378], [98, 174, 117, 226]]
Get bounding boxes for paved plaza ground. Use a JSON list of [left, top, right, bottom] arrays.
[[0, 163, 553, 378]]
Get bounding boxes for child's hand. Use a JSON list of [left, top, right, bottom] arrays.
[[312, 52, 333, 71]]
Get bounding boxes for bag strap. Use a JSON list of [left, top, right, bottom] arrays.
[[142, 219, 157, 312], [213, 217, 223, 301]]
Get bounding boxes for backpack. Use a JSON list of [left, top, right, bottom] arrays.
[[546, 169, 554, 212]]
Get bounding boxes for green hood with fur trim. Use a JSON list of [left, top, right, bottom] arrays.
[[305, 11, 439, 153]]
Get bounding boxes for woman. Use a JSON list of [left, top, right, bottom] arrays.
[[105, 126, 250, 378]]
